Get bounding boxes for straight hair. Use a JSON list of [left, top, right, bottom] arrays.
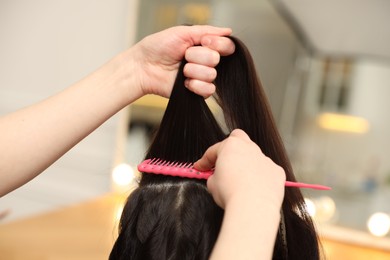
[[109, 36, 320, 260]]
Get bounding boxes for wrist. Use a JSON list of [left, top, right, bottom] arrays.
[[111, 47, 145, 105], [226, 190, 283, 218], [213, 188, 282, 260]]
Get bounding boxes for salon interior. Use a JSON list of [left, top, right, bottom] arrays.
[[1, 0, 390, 259]]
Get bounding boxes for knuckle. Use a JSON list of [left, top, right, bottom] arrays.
[[209, 51, 220, 66], [230, 128, 243, 136], [183, 63, 191, 77], [207, 68, 217, 81]]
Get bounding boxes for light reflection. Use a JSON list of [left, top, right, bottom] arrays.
[[304, 198, 316, 217], [115, 205, 124, 223], [112, 163, 135, 186], [367, 212, 390, 237], [317, 112, 369, 134], [303, 196, 337, 223], [316, 196, 337, 222]]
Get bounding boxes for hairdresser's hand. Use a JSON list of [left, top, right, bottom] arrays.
[[127, 25, 235, 98], [194, 129, 286, 210]]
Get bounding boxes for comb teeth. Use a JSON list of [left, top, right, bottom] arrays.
[[137, 158, 213, 180], [137, 158, 332, 190]]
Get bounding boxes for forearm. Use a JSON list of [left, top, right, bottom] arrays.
[[0, 51, 140, 197], [210, 194, 281, 260], [0, 25, 235, 197]]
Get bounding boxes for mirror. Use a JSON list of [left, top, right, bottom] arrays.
[[286, 54, 390, 248]]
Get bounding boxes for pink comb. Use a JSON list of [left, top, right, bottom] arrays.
[[138, 159, 331, 190]]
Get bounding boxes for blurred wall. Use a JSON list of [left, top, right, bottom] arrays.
[[0, 0, 138, 222], [211, 0, 301, 121]]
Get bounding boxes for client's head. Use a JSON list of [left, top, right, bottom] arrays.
[[110, 178, 223, 259]]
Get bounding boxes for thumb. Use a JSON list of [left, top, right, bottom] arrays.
[[194, 141, 222, 171], [206, 175, 224, 208]]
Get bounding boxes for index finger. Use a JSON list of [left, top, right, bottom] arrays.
[[194, 129, 251, 171], [201, 35, 235, 56], [193, 141, 223, 171], [184, 25, 232, 44]]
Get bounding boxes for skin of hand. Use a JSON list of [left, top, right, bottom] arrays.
[[194, 129, 286, 210], [124, 25, 235, 99], [0, 25, 235, 197], [194, 129, 286, 259]]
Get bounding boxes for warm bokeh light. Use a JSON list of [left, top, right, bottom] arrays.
[[112, 163, 135, 186], [316, 196, 337, 222], [367, 212, 390, 237], [317, 112, 370, 134], [304, 198, 316, 217]]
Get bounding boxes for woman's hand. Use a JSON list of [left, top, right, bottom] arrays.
[[195, 129, 286, 260], [127, 25, 235, 98], [194, 129, 286, 210]]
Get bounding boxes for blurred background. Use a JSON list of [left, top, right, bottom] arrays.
[[1, 0, 390, 259]]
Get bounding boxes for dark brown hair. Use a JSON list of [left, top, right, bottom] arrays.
[[109, 36, 320, 260]]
